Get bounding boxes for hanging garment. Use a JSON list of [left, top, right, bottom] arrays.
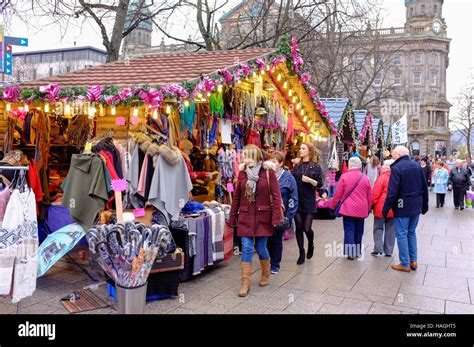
[[180, 101, 196, 132], [223, 86, 233, 116], [168, 110, 180, 146], [246, 128, 261, 147], [208, 116, 219, 148], [148, 148, 193, 223], [126, 144, 144, 209], [232, 124, 244, 151], [34, 110, 50, 172], [62, 154, 109, 230], [0, 189, 38, 303], [210, 92, 224, 117], [275, 130, 281, 151], [28, 159, 43, 215], [275, 102, 282, 127], [286, 114, 295, 143], [232, 89, 244, 119], [0, 188, 11, 223], [281, 108, 288, 130], [136, 153, 149, 199]]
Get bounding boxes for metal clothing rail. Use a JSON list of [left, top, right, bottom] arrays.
[[0, 166, 29, 170]]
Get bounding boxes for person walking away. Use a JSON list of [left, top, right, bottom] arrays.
[[433, 160, 449, 208], [330, 157, 372, 260], [292, 142, 323, 265], [268, 151, 298, 274], [382, 146, 428, 273], [228, 145, 283, 297], [326, 168, 337, 198], [449, 159, 471, 210], [446, 155, 456, 172], [371, 160, 395, 257], [420, 158, 431, 191], [365, 156, 381, 187]]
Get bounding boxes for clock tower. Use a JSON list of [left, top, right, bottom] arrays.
[[404, 0, 447, 36]]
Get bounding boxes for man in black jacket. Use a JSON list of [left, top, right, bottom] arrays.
[[383, 146, 429, 273], [449, 160, 471, 210]]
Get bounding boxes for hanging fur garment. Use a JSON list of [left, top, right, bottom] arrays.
[[67, 114, 91, 149]]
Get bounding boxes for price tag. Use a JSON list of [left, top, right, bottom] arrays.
[[227, 183, 234, 192]]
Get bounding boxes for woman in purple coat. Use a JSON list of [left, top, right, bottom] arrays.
[[229, 145, 283, 297]]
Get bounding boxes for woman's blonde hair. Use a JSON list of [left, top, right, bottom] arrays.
[[243, 144, 264, 163], [300, 142, 318, 163]]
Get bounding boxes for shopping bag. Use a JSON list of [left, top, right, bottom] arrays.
[[466, 191, 473, 207]]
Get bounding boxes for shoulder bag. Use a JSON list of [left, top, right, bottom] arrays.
[[333, 174, 364, 217]]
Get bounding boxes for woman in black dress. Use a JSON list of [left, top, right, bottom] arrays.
[[292, 142, 323, 265]]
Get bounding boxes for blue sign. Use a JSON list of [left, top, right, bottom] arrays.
[[4, 36, 28, 47], [4, 47, 12, 75]]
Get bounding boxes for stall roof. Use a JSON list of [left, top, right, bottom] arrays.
[[372, 118, 381, 134], [353, 110, 368, 134], [319, 98, 350, 125], [20, 48, 276, 88]]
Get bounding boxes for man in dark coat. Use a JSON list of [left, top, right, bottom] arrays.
[[382, 146, 429, 273], [449, 159, 471, 210]]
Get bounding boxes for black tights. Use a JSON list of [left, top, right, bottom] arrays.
[[295, 212, 314, 253]]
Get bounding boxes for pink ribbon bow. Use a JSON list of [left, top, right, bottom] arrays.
[[87, 85, 103, 102], [3, 85, 21, 103]]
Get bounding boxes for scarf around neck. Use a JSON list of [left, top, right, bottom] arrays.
[[245, 163, 262, 203]]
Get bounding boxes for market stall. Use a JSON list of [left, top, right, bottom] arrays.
[[354, 109, 375, 160], [373, 117, 385, 160], [0, 35, 335, 306], [320, 98, 358, 174]]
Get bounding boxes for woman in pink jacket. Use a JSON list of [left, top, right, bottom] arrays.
[[330, 157, 372, 260]]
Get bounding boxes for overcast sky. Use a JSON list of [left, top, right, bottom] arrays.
[[5, 0, 474, 107]]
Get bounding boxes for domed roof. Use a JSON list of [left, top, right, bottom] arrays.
[[125, 0, 153, 32]]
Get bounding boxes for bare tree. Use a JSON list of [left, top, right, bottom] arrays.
[[451, 79, 474, 158], [302, 0, 407, 110], [12, 0, 182, 62], [152, 0, 335, 51]]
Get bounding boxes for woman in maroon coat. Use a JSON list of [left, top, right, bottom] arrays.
[[229, 144, 283, 297]]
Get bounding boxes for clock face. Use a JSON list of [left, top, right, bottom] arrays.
[[433, 21, 441, 33]]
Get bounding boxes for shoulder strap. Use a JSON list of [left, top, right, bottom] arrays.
[[340, 174, 364, 205]]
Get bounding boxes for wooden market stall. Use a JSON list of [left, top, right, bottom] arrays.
[[354, 109, 375, 159], [320, 98, 359, 172]]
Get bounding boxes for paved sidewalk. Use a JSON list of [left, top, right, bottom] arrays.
[[1, 191, 473, 314]]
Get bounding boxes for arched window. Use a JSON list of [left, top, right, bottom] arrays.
[[434, 5, 437, 15], [138, 31, 142, 45], [410, 7, 414, 17], [421, 5, 426, 15], [411, 140, 420, 156]]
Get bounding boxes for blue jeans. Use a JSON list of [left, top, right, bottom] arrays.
[[342, 217, 365, 257], [395, 215, 420, 267], [241, 236, 269, 262]]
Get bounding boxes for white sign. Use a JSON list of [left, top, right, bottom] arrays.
[[392, 115, 408, 144], [220, 119, 232, 144]]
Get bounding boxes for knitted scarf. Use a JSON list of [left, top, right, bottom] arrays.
[[245, 163, 261, 203]]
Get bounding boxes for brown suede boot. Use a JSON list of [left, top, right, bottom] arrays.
[[238, 262, 252, 297], [258, 259, 271, 287], [410, 262, 418, 271], [391, 263, 411, 273]]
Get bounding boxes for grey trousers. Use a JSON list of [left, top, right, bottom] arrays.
[[373, 217, 396, 255]]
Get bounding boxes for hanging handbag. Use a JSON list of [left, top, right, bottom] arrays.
[[266, 169, 290, 231], [333, 174, 364, 217], [328, 142, 339, 171]]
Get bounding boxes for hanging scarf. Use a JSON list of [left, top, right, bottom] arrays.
[[209, 116, 218, 147], [245, 163, 261, 203], [233, 124, 244, 151]]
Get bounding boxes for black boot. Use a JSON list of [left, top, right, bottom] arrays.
[[307, 243, 314, 259], [305, 229, 315, 259], [297, 249, 305, 265]]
